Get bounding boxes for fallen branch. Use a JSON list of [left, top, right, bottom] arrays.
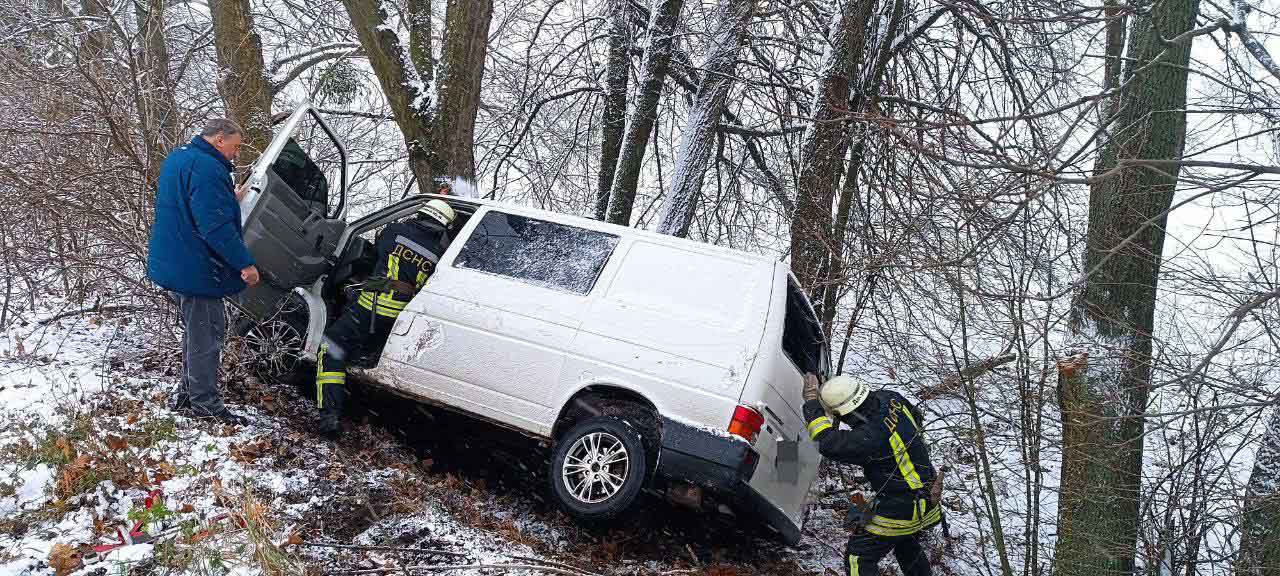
[[37, 305, 143, 325], [300, 541, 467, 558], [918, 352, 1019, 400]]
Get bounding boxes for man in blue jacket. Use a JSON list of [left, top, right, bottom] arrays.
[[146, 119, 260, 425]]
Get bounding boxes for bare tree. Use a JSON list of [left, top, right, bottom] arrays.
[[1241, 407, 1280, 575], [654, 0, 755, 237], [1055, 0, 1205, 572], [787, 0, 876, 288], [605, 0, 683, 226], [210, 0, 273, 165], [594, 0, 632, 220], [435, 0, 495, 181], [341, 0, 435, 187]]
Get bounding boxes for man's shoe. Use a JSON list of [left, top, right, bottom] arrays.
[[169, 392, 191, 412], [192, 406, 249, 426]]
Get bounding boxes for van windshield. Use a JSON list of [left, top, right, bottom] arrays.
[[782, 281, 826, 376]]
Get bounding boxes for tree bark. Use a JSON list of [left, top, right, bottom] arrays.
[[209, 0, 273, 167], [1055, 0, 1202, 573], [434, 0, 494, 181], [77, 0, 110, 66], [787, 0, 873, 289], [135, 0, 181, 189], [341, 0, 435, 188], [1240, 408, 1280, 575], [594, 0, 632, 221], [605, 0, 683, 226], [817, 0, 900, 336], [654, 0, 755, 237]]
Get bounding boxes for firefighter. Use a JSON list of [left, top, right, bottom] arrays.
[[314, 199, 456, 437], [802, 374, 941, 576]]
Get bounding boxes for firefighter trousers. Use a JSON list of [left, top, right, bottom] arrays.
[[844, 528, 932, 576], [315, 297, 397, 424]]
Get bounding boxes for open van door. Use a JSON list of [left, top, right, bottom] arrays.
[[234, 104, 348, 319]]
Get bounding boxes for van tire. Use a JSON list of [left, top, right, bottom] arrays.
[[233, 297, 308, 381], [549, 416, 648, 522]]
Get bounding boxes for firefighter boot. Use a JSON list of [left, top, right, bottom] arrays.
[[316, 380, 345, 438]]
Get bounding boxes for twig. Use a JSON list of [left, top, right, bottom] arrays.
[[37, 305, 142, 325], [301, 542, 467, 558]]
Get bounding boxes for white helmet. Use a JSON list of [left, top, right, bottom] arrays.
[[820, 375, 869, 417], [418, 199, 456, 227]]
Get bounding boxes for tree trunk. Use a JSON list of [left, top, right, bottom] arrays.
[[1239, 408, 1280, 575], [1055, 0, 1201, 573], [135, 0, 181, 189], [77, 0, 110, 66], [787, 0, 873, 289], [341, 0, 435, 187], [817, 0, 900, 336], [595, 0, 632, 221], [209, 0, 272, 167], [654, 0, 755, 237], [434, 0, 494, 181], [605, 0, 683, 226]]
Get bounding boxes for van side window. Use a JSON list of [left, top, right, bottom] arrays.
[[783, 281, 825, 375], [455, 211, 619, 294]]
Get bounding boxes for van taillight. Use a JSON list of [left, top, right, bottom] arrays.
[[728, 405, 765, 444]]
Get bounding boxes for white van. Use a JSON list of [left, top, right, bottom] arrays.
[[234, 104, 828, 544]]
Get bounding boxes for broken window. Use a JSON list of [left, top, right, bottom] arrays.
[[455, 211, 619, 295], [782, 280, 826, 376]]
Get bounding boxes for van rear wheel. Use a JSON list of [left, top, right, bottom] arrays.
[[550, 416, 648, 521]]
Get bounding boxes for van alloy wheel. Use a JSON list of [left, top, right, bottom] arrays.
[[549, 415, 648, 521], [561, 432, 630, 504], [241, 317, 303, 379]]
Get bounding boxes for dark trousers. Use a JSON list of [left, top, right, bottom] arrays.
[[175, 294, 227, 413], [315, 299, 396, 421], [845, 529, 932, 576]]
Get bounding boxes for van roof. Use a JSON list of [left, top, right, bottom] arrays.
[[425, 193, 784, 267]]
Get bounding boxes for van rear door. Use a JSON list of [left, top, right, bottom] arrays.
[[738, 268, 827, 532], [234, 104, 349, 319]]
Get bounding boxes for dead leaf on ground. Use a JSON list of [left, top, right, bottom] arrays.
[[105, 435, 128, 451], [48, 543, 81, 576]]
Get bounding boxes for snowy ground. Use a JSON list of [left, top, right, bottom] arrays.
[[0, 305, 875, 576]]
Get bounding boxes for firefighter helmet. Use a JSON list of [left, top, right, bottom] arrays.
[[418, 199, 456, 227], [820, 374, 869, 417]]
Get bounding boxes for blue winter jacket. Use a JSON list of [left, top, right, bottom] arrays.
[[146, 136, 256, 297]]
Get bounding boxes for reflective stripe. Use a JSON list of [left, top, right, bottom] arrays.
[[358, 292, 408, 308], [900, 404, 927, 442], [889, 431, 925, 490], [864, 499, 942, 537], [849, 555, 858, 576], [387, 254, 401, 281], [316, 345, 328, 408], [395, 236, 440, 264], [416, 270, 428, 289], [807, 416, 833, 439], [358, 292, 408, 317]]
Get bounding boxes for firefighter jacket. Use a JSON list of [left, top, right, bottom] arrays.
[[358, 218, 449, 319], [804, 390, 942, 536]]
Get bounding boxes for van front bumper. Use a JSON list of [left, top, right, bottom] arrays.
[[655, 418, 803, 545]]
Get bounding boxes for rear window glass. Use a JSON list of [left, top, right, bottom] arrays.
[[454, 211, 618, 294], [783, 281, 825, 375]]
